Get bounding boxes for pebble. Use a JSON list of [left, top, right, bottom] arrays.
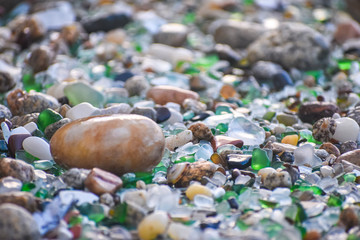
[[65, 102, 99, 121], [84, 168, 123, 196], [7, 89, 60, 116], [27, 46, 54, 74], [281, 135, 299, 146], [164, 108, 183, 125], [312, 118, 337, 142], [185, 183, 212, 201], [251, 61, 282, 81], [319, 142, 341, 157], [153, 23, 188, 47], [347, 106, 360, 126], [188, 122, 214, 142], [147, 86, 199, 105], [137, 211, 169, 240], [0, 158, 35, 182], [61, 168, 90, 189], [44, 118, 71, 140], [23, 136, 52, 160], [124, 76, 150, 97], [98, 103, 132, 115], [211, 135, 244, 151], [131, 107, 157, 122], [154, 106, 171, 123], [338, 207, 359, 231], [50, 114, 165, 175], [258, 167, 277, 182], [299, 102, 339, 124], [8, 16, 44, 49], [0, 203, 40, 240], [0, 71, 16, 93], [211, 20, 266, 49], [183, 98, 207, 114], [336, 149, 360, 167], [276, 113, 298, 126], [165, 130, 193, 151], [263, 171, 292, 190], [11, 113, 39, 127], [81, 11, 131, 33], [247, 22, 330, 70], [339, 141, 358, 154], [320, 166, 334, 178], [271, 70, 294, 91], [0, 191, 41, 213], [333, 21, 360, 45], [8, 133, 31, 157], [332, 117, 359, 142]]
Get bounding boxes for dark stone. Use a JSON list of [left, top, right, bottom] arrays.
[[44, 118, 71, 140], [82, 13, 132, 33], [271, 70, 293, 91], [0, 72, 16, 94], [114, 71, 135, 82], [340, 141, 358, 154], [227, 154, 251, 170], [191, 112, 211, 121], [130, 107, 157, 122], [155, 106, 171, 123], [227, 197, 239, 209], [280, 152, 294, 163], [298, 102, 339, 124], [8, 134, 31, 158], [213, 44, 241, 66], [27, 46, 54, 74], [200, 217, 221, 230]]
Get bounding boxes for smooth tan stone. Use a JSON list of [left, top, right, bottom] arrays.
[[336, 149, 360, 166], [85, 168, 123, 196], [50, 114, 165, 176], [146, 86, 199, 105]]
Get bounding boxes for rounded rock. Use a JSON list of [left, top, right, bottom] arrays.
[[124, 76, 150, 97], [0, 71, 16, 94], [147, 86, 199, 105], [263, 171, 292, 190], [340, 141, 358, 154], [153, 23, 188, 47], [155, 107, 171, 123], [299, 102, 339, 124], [131, 107, 157, 122], [27, 46, 54, 74], [188, 122, 214, 142], [44, 118, 71, 140], [0, 203, 40, 240], [319, 142, 340, 157], [312, 118, 337, 142], [50, 114, 165, 175], [0, 158, 35, 182]]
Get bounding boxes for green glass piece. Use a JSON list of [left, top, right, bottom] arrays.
[[122, 172, 153, 188], [182, 12, 196, 25], [291, 184, 324, 195], [223, 191, 238, 200], [175, 156, 195, 164], [47, 164, 65, 176], [263, 111, 276, 121], [327, 194, 343, 207], [259, 199, 278, 208], [191, 55, 218, 70], [183, 111, 195, 121], [34, 160, 54, 170], [343, 173, 356, 183], [64, 82, 105, 108], [37, 108, 63, 132], [22, 73, 42, 92], [215, 106, 232, 115], [15, 150, 39, 163], [338, 59, 357, 71], [216, 123, 228, 133], [347, 234, 360, 240], [112, 202, 127, 224], [243, 0, 254, 5], [299, 130, 322, 145], [78, 203, 106, 223], [69, 215, 83, 227], [285, 204, 307, 224], [35, 188, 48, 199], [21, 182, 36, 192], [251, 148, 270, 171], [236, 220, 249, 231]]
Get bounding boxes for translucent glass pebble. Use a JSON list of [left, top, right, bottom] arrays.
[[227, 117, 265, 145]]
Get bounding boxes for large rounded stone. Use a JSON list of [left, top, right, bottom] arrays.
[[50, 114, 165, 175], [211, 20, 266, 49], [247, 22, 330, 70], [0, 203, 40, 240], [298, 102, 339, 124], [147, 86, 199, 105]]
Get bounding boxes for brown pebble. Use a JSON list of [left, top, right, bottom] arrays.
[[312, 118, 337, 142], [211, 135, 244, 151], [0, 71, 16, 94], [336, 149, 360, 167], [0, 192, 42, 213], [84, 168, 123, 196], [147, 85, 199, 105], [27, 46, 55, 74], [319, 142, 340, 157], [298, 102, 339, 124], [339, 141, 358, 154], [11, 113, 39, 127], [333, 21, 360, 45], [304, 230, 321, 240], [0, 158, 35, 182], [8, 16, 44, 49], [338, 207, 359, 231], [188, 122, 213, 142]]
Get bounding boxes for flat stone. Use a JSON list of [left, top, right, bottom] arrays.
[[336, 149, 360, 166], [131, 107, 157, 122], [299, 102, 339, 124], [50, 114, 165, 175], [319, 142, 340, 157], [84, 168, 123, 196], [247, 22, 330, 70], [276, 113, 298, 126], [0, 158, 35, 182], [147, 86, 199, 105], [0, 203, 40, 240]]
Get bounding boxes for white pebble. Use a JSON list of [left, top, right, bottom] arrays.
[[66, 102, 99, 121], [320, 166, 334, 178], [165, 130, 193, 151], [23, 122, 38, 134], [23, 136, 53, 160], [333, 117, 359, 142], [165, 108, 183, 125]]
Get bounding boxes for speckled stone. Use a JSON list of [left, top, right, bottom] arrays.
[[61, 168, 90, 189], [340, 141, 358, 154], [44, 118, 71, 140], [247, 22, 330, 70], [0, 71, 16, 94], [347, 106, 360, 126], [188, 122, 213, 142], [0, 158, 35, 182], [0, 203, 40, 240], [312, 118, 337, 142], [11, 113, 39, 127], [7, 89, 59, 116], [0, 191, 41, 213], [0, 104, 12, 119], [51, 114, 165, 175], [263, 171, 292, 190], [299, 102, 339, 124]]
